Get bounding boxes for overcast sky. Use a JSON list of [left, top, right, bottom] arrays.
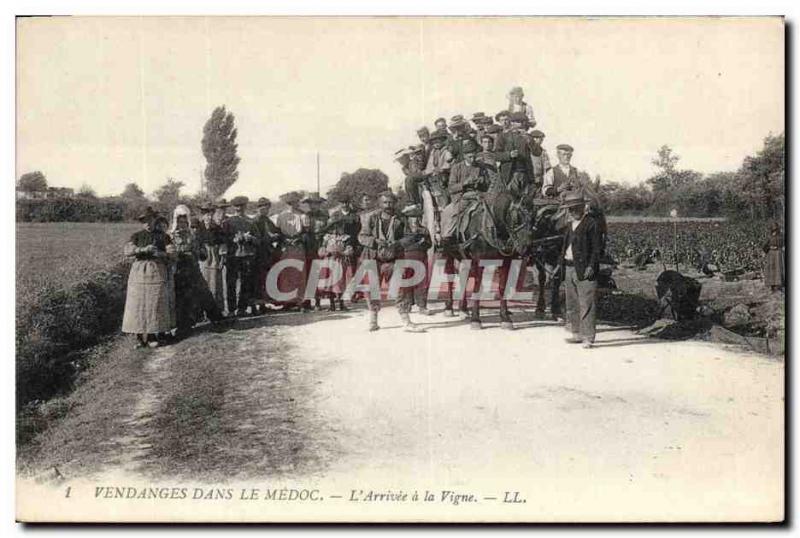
[[16, 16, 784, 199]]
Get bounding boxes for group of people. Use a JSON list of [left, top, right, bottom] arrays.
[[397, 86, 600, 244], [120, 194, 325, 348], [119, 188, 434, 347], [392, 85, 604, 346], [121, 85, 608, 348]]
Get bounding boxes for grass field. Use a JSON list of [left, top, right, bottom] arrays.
[[606, 216, 727, 223], [16, 222, 139, 306], [16, 222, 140, 412]]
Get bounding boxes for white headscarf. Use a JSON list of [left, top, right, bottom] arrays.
[[170, 204, 192, 234]]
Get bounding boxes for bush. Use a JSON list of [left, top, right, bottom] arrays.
[[16, 262, 130, 406], [16, 198, 127, 223]]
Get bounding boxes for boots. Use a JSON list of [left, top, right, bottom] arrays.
[[369, 310, 380, 332], [400, 311, 425, 333]]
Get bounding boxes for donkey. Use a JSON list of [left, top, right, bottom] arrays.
[[438, 191, 537, 330]]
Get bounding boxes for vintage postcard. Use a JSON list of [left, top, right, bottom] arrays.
[[15, 16, 784, 523]]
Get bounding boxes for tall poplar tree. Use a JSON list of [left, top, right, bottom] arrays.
[[201, 106, 240, 198]]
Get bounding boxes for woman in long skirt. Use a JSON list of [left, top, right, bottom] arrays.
[[122, 208, 176, 349], [763, 222, 785, 292], [275, 197, 310, 310], [197, 202, 227, 311]]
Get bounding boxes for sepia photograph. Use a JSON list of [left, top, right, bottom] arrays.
[[14, 15, 785, 523]]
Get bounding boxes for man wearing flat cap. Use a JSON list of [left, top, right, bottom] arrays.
[[225, 195, 260, 317], [528, 129, 552, 191], [542, 144, 598, 205], [543, 144, 606, 263], [439, 139, 493, 242], [494, 111, 536, 199], [559, 191, 603, 349]]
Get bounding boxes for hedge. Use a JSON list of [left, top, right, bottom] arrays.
[[16, 262, 131, 406]]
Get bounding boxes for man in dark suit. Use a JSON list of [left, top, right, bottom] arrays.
[[560, 191, 603, 348], [252, 197, 283, 314], [225, 196, 260, 317], [494, 112, 535, 199]]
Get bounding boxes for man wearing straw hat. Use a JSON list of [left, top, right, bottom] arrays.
[[471, 112, 494, 145], [560, 191, 603, 349], [447, 114, 476, 164]]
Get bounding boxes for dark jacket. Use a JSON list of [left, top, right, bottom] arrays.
[[448, 133, 477, 163], [447, 160, 492, 203], [223, 215, 259, 257], [495, 129, 535, 185], [253, 214, 283, 259], [561, 213, 603, 281]]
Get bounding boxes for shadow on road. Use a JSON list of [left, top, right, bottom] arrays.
[[596, 325, 640, 333], [592, 337, 662, 348]]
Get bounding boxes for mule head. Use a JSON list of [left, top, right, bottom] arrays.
[[507, 196, 536, 256]]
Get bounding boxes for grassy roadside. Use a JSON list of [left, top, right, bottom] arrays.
[[18, 315, 339, 482], [146, 320, 338, 481], [17, 335, 150, 479]]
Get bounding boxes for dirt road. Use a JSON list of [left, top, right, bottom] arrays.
[[20, 304, 783, 522], [283, 305, 784, 521]]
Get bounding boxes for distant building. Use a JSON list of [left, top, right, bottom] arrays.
[[16, 187, 75, 200]]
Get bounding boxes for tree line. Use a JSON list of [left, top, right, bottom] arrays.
[[16, 102, 784, 223], [596, 133, 784, 221]]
